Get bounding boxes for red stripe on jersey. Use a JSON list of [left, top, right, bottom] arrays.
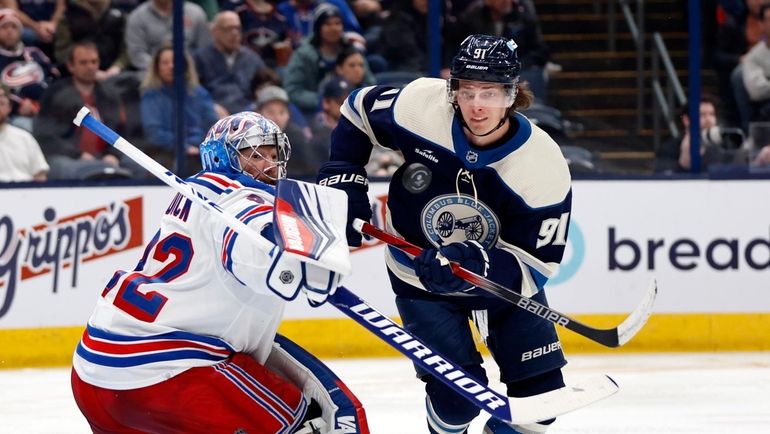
[[81, 331, 231, 357], [221, 204, 274, 266], [199, 173, 243, 189]]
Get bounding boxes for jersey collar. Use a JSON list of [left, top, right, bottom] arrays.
[[451, 111, 532, 169]]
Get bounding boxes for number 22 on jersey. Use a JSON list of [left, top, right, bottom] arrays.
[[102, 232, 194, 322]]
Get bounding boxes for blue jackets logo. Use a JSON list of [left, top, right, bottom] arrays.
[[421, 194, 499, 248]]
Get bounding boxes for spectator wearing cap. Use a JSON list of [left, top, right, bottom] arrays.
[[275, 0, 361, 47], [254, 84, 316, 177], [0, 8, 59, 130], [283, 3, 374, 115], [309, 75, 348, 160], [312, 75, 402, 176], [195, 11, 267, 117], [0, 84, 48, 182], [2, 0, 64, 49]]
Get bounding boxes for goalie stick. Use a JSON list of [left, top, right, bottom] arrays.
[[353, 219, 657, 348], [73, 107, 619, 424]]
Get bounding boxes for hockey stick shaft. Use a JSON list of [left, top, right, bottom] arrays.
[[329, 286, 515, 422], [354, 219, 657, 348], [329, 286, 617, 424]]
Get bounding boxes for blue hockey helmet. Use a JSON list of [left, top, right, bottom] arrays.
[[448, 35, 521, 106], [200, 112, 291, 181]]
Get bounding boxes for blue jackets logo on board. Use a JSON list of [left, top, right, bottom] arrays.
[[421, 194, 499, 248]]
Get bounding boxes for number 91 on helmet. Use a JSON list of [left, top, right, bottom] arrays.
[[199, 111, 291, 184], [447, 34, 521, 109]]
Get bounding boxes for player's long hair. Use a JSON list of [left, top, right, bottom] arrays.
[[512, 81, 535, 112]]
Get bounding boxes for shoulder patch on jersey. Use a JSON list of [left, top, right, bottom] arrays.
[[488, 120, 571, 208], [392, 78, 456, 152]]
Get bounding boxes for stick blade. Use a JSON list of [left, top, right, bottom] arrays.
[[616, 277, 658, 346], [274, 179, 351, 275], [508, 375, 619, 425]]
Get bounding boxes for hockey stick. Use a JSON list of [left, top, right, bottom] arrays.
[[354, 219, 657, 348], [330, 285, 618, 425], [74, 107, 619, 424]]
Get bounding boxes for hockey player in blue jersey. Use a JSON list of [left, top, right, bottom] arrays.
[[318, 34, 573, 433]]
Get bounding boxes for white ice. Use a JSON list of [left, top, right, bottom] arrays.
[[2, 353, 769, 433]]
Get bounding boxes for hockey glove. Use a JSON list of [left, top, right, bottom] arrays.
[[413, 241, 489, 294], [317, 161, 372, 247]]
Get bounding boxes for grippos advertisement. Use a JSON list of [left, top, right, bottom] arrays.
[[0, 180, 768, 330]]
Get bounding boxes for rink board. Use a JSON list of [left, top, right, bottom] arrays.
[[0, 180, 768, 367]]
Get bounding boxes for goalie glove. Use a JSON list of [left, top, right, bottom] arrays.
[[413, 240, 489, 294], [317, 161, 372, 247], [266, 247, 340, 307]]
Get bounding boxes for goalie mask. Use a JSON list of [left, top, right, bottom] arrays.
[[200, 112, 291, 182], [447, 35, 521, 107]]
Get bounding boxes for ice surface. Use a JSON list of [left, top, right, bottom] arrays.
[[1, 353, 769, 433]]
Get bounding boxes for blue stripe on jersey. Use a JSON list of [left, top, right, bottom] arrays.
[[347, 87, 364, 118], [221, 206, 271, 283], [528, 264, 548, 290], [221, 205, 260, 278], [188, 176, 229, 195], [76, 344, 228, 367], [388, 245, 415, 270], [85, 325, 235, 350], [77, 325, 235, 368]]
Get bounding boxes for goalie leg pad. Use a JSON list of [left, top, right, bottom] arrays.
[[265, 334, 369, 433]]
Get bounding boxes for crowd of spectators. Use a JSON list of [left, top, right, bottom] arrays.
[[15, 0, 736, 184], [697, 0, 770, 173]]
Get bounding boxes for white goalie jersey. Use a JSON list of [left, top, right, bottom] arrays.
[[73, 172, 290, 390]]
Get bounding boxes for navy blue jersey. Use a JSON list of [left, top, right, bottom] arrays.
[[331, 78, 572, 300]]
